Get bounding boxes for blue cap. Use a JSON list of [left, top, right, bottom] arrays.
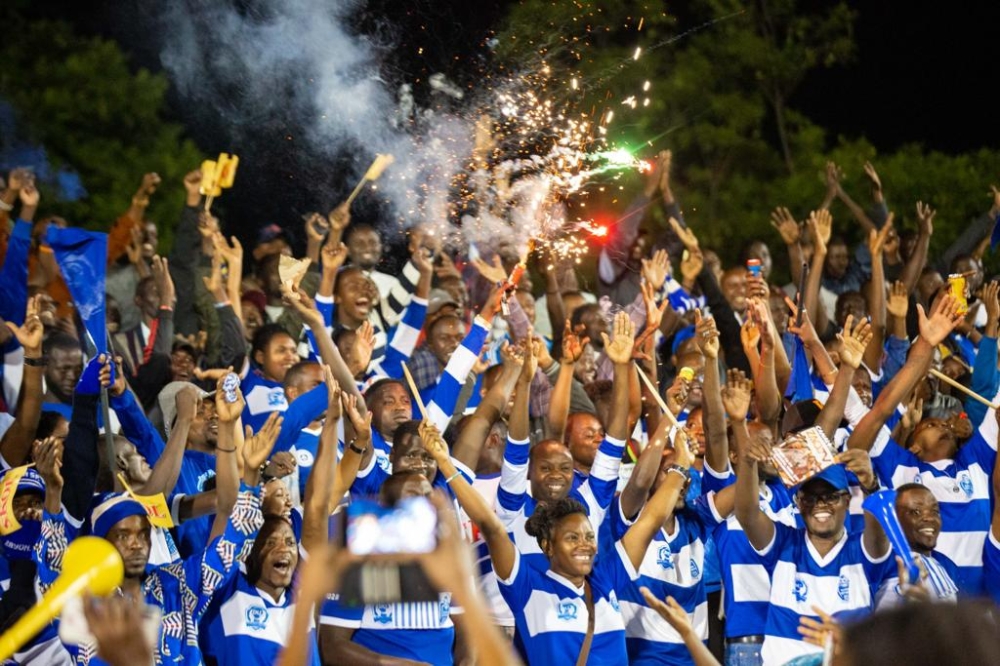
[[0, 467, 45, 495], [797, 464, 850, 493], [671, 325, 696, 355], [90, 492, 148, 538]]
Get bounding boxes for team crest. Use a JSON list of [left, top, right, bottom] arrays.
[[295, 449, 315, 468], [689, 558, 700, 579], [793, 577, 809, 603], [246, 606, 269, 630], [608, 590, 620, 612], [373, 604, 393, 624], [958, 473, 974, 498], [557, 601, 579, 621], [377, 455, 392, 473], [267, 391, 286, 407], [837, 575, 850, 601], [439, 598, 450, 624], [656, 545, 674, 570]]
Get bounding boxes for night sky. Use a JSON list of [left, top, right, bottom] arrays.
[[21, 0, 1000, 248]]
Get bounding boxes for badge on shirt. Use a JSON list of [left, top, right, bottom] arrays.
[[246, 606, 269, 631], [793, 577, 809, 603], [557, 601, 579, 621]]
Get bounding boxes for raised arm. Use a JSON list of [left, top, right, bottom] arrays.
[[864, 219, 893, 372], [817, 316, 872, 440], [451, 345, 522, 466], [747, 298, 781, 428], [848, 294, 963, 451], [302, 367, 341, 553], [210, 377, 244, 542], [899, 202, 933, 293], [0, 295, 44, 466], [618, 415, 673, 522], [548, 321, 588, 442], [805, 209, 832, 334], [619, 427, 693, 571], [137, 385, 197, 497], [420, 421, 516, 580]]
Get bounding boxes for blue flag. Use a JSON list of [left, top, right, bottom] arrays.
[[46, 227, 108, 355], [785, 335, 814, 402], [990, 213, 1000, 250], [0, 221, 32, 325]]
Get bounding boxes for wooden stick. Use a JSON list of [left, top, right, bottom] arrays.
[[344, 178, 367, 208], [401, 364, 430, 421], [634, 363, 680, 427], [929, 368, 1000, 410]]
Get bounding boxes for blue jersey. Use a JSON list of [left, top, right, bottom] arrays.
[[617, 509, 712, 665], [985, 530, 1000, 605], [35, 491, 263, 666], [287, 426, 321, 500], [757, 524, 894, 665], [701, 462, 800, 639], [203, 568, 319, 666], [172, 448, 217, 559], [875, 552, 958, 609], [497, 436, 622, 574], [319, 593, 456, 665], [498, 543, 636, 665], [869, 420, 995, 596], [242, 369, 288, 433]]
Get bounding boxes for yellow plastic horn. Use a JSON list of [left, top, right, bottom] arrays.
[[0, 536, 123, 661]]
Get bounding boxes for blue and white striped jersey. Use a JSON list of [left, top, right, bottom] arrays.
[[875, 552, 958, 609], [241, 369, 288, 434], [868, 418, 996, 596], [319, 593, 457, 666], [203, 569, 319, 666], [757, 525, 894, 666], [498, 544, 637, 666]]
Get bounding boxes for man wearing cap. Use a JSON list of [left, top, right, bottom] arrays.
[[735, 451, 892, 665], [0, 462, 72, 665], [34, 381, 262, 666]]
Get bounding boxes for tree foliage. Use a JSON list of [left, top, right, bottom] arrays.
[[496, 0, 1000, 281], [0, 17, 201, 248]]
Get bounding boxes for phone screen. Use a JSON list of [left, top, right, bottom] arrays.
[[346, 496, 437, 555]]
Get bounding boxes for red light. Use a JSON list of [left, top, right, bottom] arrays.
[[592, 225, 608, 237]]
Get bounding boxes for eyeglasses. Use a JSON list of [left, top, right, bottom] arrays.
[[798, 491, 848, 508]]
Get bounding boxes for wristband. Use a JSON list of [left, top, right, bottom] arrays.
[[216, 446, 237, 453], [445, 471, 462, 484], [348, 439, 367, 455], [666, 464, 690, 482], [0, 200, 12, 212], [23, 356, 48, 367]]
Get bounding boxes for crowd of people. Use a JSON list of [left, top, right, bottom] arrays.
[[0, 149, 999, 666]]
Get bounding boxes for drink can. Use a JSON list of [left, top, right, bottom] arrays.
[[222, 372, 240, 403], [947, 274, 968, 315]]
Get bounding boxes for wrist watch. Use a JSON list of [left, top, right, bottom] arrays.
[[665, 464, 690, 482]]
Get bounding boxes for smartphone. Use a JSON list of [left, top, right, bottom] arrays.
[[337, 496, 439, 606], [346, 497, 437, 555], [746, 258, 762, 278], [796, 262, 809, 326]]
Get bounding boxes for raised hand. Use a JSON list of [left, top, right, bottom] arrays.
[[304, 212, 330, 243], [916, 201, 936, 236], [201, 247, 224, 296], [797, 606, 842, 653], [341, 393, 373, 447], [640, 280, 669, 333], [561, 320, 589, 363], [900, 392, 924, 433], [835, 449, 876, 492], [82, 595, 155, 666], [863, 161, 882, 195], [694, 309, 720, 359], [640, 249, 671, 290], [321, 240, 349, 277], [214, 371, 244, 423], [982, 281, 1000, 328], [680, 248, 704, 284], [471, 255, 508, 284], [33, 437, 64, 492], [601, 311, 636, 365], [328, 201, 351, 233], [100, 355, 126, 398], [665, 375, 690, 417], [886, 281, 909, 319], [669, 217, 699, 251], [868, 213, 895, 257], [808, 209, 833, 254], [418, 420, 449, 464], [824, 161, 843, 196], [770, 206, 801, 246], [721, 369, 753, 421], [349, 321, 376, 377], [520, 337, 540, 383], [740, 317, 760, 354], [747, 298, 774, 350], [18, 183, 40, 208], [323, 365, 343, 420], [784, 296, 820, 347], [837, 315, 873, 369], [917, 293, 963, 346], [5, 295, 44, 356], [281, 283, 324, 330], [434, 252, 463, 281], [174, 385, 201, 423], [243, 411, 283, 473], [151, 255, 176, 310]]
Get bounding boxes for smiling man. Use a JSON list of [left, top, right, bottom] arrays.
[[875, 484, 958, 608]]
